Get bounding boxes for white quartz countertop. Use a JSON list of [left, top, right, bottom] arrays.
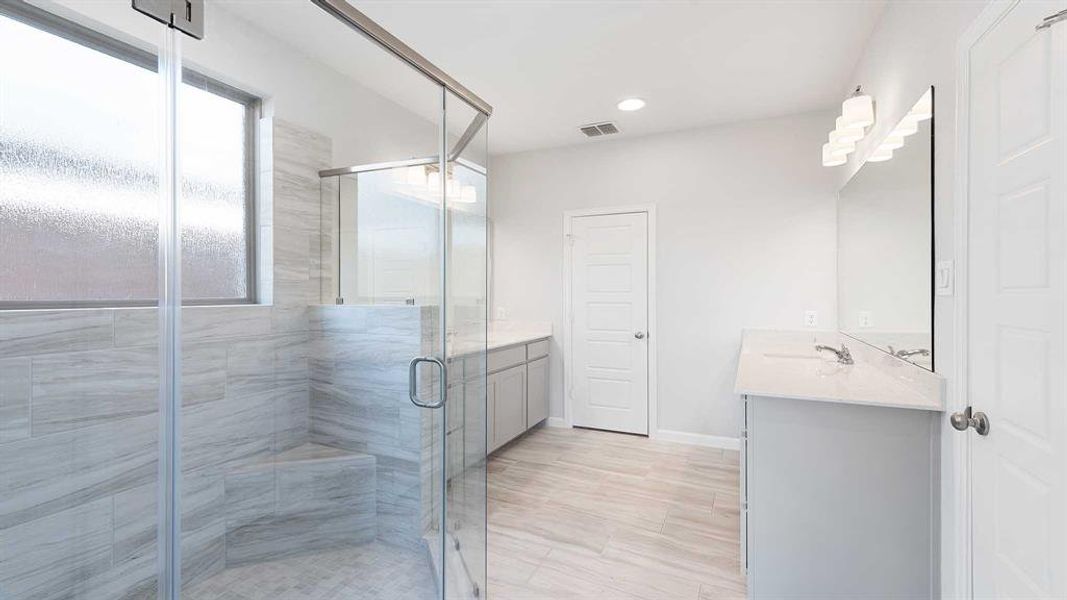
[[734, 330, 944, 412], [449, 322, 552, 356], [487, 329, 551, 351]]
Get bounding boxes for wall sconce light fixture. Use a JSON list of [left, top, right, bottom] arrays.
[[823, 86, 874, 167]]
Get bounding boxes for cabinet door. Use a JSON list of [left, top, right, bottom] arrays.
[[491, 364, 527, 451], [526, 356, 549, 427]]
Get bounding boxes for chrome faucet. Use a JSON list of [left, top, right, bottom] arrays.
[[815, 343, 854, 365], [888, 346, 930, 359]]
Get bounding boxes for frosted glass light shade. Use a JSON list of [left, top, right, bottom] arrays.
[[823, 143, 847, 167], [868, 145, 894, 162], [834, 116, 865, 144], [827, 133, 856, 156], [842, 94, 874, 128]]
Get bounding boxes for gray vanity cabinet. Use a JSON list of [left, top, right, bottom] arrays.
[[486, 337, 551, 454], [741, 394, 939, 598]]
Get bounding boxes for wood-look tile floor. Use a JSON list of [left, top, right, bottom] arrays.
[[488, 426, 746, 600]]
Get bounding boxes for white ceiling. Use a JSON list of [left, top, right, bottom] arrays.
[[222, 1, 887, 156]]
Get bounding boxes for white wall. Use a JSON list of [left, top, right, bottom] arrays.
[[490, 112, 839, 441], [837, 1, 986, 597]]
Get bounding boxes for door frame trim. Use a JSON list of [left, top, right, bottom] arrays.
[[561, 205, 658, 437], [953, 2, 1020, 597]]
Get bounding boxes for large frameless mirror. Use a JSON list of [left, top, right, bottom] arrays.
[[838, 87, 934, 369]]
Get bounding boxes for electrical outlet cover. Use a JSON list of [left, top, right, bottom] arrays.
[[859, 311, 872, 328], [804, 311, 818, 328]]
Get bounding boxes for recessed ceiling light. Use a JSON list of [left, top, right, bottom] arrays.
[[617, 98, 646, 112]]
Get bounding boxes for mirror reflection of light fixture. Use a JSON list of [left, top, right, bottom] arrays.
[[868, 146, 894, 162], [909, 88, 933, 121], [881, 134, 906, 151], [867, 87, 933, 165], [391, 164, 479, 205], [892, 118, 919, 138], [405, 166, 425, 187], [458, 185, 478, 204], [426, 171, 442, 195]]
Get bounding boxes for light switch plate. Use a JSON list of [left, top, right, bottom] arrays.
[[936, 261, 954, 296], [804, 311, 819, 328], [495, 306, 508, 320]]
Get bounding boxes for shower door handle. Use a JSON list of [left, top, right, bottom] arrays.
[[409, 356, 447, 409]]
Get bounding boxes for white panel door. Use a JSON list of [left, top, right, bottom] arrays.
[[570, 212, 649, 434], [969, 2, 1067, 597]]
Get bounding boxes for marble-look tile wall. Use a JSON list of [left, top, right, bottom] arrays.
[[308, 304, 439, 551], [0, 118, 343, 599]]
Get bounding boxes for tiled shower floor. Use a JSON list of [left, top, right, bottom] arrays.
[[183, 542, 437, 600]]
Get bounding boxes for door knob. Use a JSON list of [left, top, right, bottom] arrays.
[[950, 406, 990, 436], [634, 331, 646, 339]]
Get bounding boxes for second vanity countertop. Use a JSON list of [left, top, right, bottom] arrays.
[[734, 329, 944, 412]]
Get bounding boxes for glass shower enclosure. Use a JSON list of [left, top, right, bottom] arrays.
[[0, 0, 488, 598]]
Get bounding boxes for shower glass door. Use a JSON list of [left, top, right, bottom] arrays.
[[443, 90, 489, 600], [174, 2, 487, 599], [0, 0, 487, 598], [0, 2, 169, 598]]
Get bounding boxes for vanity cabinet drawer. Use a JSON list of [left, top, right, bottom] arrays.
[[526, 339, 550, 360], [487, 345, 526, 373]]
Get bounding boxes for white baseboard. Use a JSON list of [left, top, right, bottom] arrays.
[[545, 417, 569, 428], [653, 429, 739, 451]]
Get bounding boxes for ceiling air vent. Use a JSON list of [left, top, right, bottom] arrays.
[[579, 121, 620, 138]]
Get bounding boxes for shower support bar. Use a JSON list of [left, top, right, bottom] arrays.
[[310, 0, 493, 117], [319, 156, 486, 179], [318, 157, 438, 178]]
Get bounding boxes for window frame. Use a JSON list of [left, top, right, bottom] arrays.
[[0, 0, 260, 309]]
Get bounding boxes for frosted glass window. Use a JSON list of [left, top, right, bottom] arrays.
[[0, 10, 256, 306]]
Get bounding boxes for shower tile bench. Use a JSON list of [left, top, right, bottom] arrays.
[[222, 442, 377, 565]]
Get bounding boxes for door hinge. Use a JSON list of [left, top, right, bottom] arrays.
[[1037, 9, 1067, 31], [133, 0, 204, 39]]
